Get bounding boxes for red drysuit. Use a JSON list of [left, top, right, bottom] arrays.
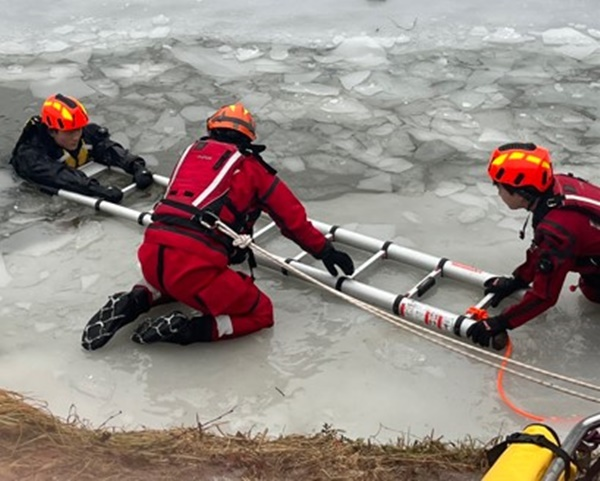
[[138, 138, 328, 340], [503, 174, 600, 328]]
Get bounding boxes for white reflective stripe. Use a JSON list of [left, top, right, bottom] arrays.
[[192, 151, 242, 207], [166, 143, 193, 192], [215, 315, 234, 338], [564, 194, 600, 209], [58, 152, 69, 163]]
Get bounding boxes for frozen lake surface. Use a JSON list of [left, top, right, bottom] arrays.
[[1, 0, 600, 443]]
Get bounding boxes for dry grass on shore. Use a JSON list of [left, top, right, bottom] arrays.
[[0, 388, 488, 480]]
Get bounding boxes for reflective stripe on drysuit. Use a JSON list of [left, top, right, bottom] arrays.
[[59, 142, 91, 168], [139, 138, 328, 341], [503, 174, 600, 328]]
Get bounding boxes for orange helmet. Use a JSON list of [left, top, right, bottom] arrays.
[[488, 143, 553, 194], [40, 93, 89, 131], [206, 102, 256, 141]]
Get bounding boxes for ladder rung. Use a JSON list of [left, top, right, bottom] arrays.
[[350, 250, 386, 279], [253, 221, 278, 241], [404, 268, 442, 299]]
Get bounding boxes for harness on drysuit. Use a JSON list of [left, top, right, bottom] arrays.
[[151, 138, 273, 276], [522, 174, 600, 270]]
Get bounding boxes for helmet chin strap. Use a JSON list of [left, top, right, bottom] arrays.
[[518, 198, 537, 240], [518, 213, 531, 240]]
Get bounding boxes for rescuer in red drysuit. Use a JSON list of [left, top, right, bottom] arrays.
[[467, 142, 600, 347], [82, 102, 355, 350]]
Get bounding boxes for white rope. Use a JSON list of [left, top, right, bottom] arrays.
[[214, 220, 600, 404]]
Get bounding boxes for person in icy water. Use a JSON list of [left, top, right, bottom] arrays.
[[81, 102, 355, 350], [467, 142, 600, 347], [10, 93, 154, 203]]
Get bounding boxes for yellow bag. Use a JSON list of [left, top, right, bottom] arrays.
[[483, 423, 577, 481]]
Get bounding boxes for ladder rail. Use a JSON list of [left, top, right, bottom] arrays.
[[257, 254, 477, 338], [51, 167, 504, 342], [310, 219, 493, 288]]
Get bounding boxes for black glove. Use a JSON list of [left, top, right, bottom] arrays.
[[467, 316, 510, 348], [132, 161, 153, 189], [484, 276, 528, 307], [320, 244, 355, 277], [88, 181, 123, 204]]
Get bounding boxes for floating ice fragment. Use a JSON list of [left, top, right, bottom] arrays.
[[434, 181, 466, 198], [34, 322, 56, 333], [458, 207, 486, 224], [330, 36, 389, 67], [320, 97, 370, 115], [235, 47, 263, 62], [280, 83, 339, 96], [0, 254, 12, 288], [483, 28, 534, 44], [181, 105, 210, 122], [469, 26, 489, 37], [37, 39, 71, 53], [81, 274, 100, 291], [339, 71, 370, 90], [282, 156, 306, 173], [478, 129, 511, 144], [52, 25, 76, 35], [542, 27, 598, 46], [357, 173, 393, 192], [448, 192, 489, 209], [30, 77, 96, 100], [152, 14, 170, 26], [270, 45, 289, 61], [284, 72, 321, 83], [76, 221, 105, 250]]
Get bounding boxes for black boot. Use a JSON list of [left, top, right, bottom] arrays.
[[131, 311, 213, 345], [82, 286, 151, 351]]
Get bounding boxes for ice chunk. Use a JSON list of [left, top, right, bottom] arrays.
[[319, 97, 371, 117], [483, 28, 535, 44], [270, 45, 289, 61], [477, 128, 511, 145], [448, 91, 486, 110], [280, 83, 340, 96], [360, 156, 413, 174], [284, 72, 321, 84], [0, 254, 12, 287], [326, 36, 389, 68], [135, 110, 187, 153], [75, 221, 105, 250], [497, 217, 524, 233], [34, 321, 56, 333], [81, 274, 100, 291], [448, 192, 490, 209], [542, 27, 598, 47], [281, 156, 306, 173], [457, 207, 487, 224], [167, 44, 252, 78], [235, 47, 263, 62], [434, 181, 466, 197], [339, 71, 370, 90], [181, 105, 212, 123], [357, 172, 393, 192], [29, 77, 96, 100]]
